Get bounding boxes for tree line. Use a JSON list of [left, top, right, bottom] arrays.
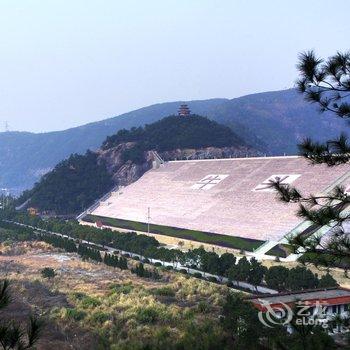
[[0, 213, 339, 292], [103, 253, 128, 270], [40, 233, 161, 280], [131, 262, 161, 280]]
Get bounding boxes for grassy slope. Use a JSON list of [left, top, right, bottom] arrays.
[[83, 214, 264, 251], [0, 235, 229, 349]]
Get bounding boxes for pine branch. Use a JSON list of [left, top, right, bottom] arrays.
[[279, 50, 350, 270], [296, 50, 350, 119], [0, 281, 10, 310], [298, 135, 350, 166]]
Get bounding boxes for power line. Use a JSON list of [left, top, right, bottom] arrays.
[[2, 121, 9, 132]]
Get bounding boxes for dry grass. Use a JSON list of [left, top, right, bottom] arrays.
[[0, 242, 229, 349]]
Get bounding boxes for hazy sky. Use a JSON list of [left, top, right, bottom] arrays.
[[0, 1, 349, 133]]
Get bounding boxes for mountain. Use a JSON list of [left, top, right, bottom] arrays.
[[1, 89, 347, 194], [18, 115, 248, 214], [0, 99, 228, 194], [208, 89, 348, 155]]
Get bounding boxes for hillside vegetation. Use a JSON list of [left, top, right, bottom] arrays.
[[17, 115, 241, 214], [0, 225, 230, 349], [103, 115, 243, 164], [19, 151, 113, 214], [103, 115, 243, 151]]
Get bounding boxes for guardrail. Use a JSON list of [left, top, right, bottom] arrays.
[[76, 184, 122, 220]]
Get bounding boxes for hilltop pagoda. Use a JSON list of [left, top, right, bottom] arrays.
[[178, 104, 191, 116]]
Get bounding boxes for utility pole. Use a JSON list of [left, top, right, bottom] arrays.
[[147, 207, 151, 234]]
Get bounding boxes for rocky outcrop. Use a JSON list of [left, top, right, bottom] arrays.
[[96, 143, 153, 187], [110, 160, 152, 186], [95, 143, 261, 189]]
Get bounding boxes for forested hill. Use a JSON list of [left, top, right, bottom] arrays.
[[17, 115, 246, 214], [18, 151, 114, 214], [2, 89, 348, 193], [102, 115, 243, 151]]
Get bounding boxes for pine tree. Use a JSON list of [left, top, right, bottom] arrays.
[[0, 280, 43, 349], [118, 257, 128, 270], [272, 51, 350, 268], [151, 268, 161, 280], [104, 253, 118, 267], [103, 253, 110, 265], [112, 255, 119, 267], [247, 258, 266, 288], [319, 272, 339, 288], [265, 266, 289, 291]]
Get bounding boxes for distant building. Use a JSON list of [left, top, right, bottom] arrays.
[[178, 104, 191, 116], [27, 207, 38, 216], [248, 287, 350, 333]]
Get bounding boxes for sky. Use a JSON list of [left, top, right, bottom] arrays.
[[0, 1, 349, 133]]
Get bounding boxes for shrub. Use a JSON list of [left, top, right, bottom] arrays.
[[91, 311, 110, 324], [41, 267, 56, 279], [65, 308, 86, 321], [192, 272, 203, 279], [197, 301, 211, 313], [136, 307, 159, 324], [80, 296, 101, 308], [154, 262, 162, 267], [226, 281, 234, 287], [110, 283, 133, 295], [179, 269, 187, 274], [72, 292, 86, 300], [151, 268, 161, 280], [118, 257, 128, 270], [152, 287, 175, 297], [319, 273, 339, 288], [131, 263, 147, 277], [207, 276, 218, 283]]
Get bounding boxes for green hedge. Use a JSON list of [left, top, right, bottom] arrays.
[[83, 215, 264, 252], [266, 244, 292, 258]]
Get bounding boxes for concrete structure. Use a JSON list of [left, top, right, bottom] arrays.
[[90, 156, 350, 243]]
